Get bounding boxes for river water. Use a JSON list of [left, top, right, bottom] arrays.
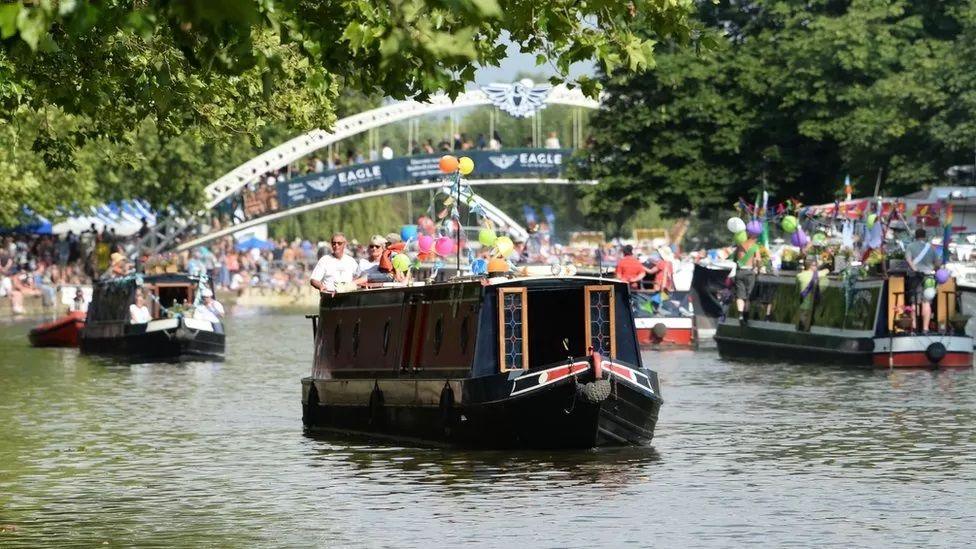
[[1, 308, 974, 547]]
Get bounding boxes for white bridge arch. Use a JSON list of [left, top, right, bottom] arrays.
[[203, 84, 601, 209]]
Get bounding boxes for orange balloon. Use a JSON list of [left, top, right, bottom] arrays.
[[439, 155, 459, 174]]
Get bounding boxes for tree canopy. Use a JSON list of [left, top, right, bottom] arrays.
[[0, 0, 699, 226], [572, 0, 976, 230]]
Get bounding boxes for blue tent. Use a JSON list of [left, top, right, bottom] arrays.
[[235, 237, 275, 252]]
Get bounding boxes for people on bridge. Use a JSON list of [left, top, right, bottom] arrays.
[[310, 232, 361, 293]]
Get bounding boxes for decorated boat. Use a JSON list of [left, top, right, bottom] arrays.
[[80, 273, 225, 361], [714, 270, 973, 368], [631, 290, 694, 347], [28, 311, 87, 348], [301, 276, 663, 448]]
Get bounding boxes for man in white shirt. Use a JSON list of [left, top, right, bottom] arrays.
[[310, 232, 360, 293], [194, 288, 225, 325]]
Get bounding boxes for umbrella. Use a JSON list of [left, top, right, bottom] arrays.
[[235, 236, 275, 252]]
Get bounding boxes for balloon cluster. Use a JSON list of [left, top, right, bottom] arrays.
[[439, 154, 475, 176], [727, 217, 748, 245]]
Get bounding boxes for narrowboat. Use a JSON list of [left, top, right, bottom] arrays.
[[714, 270, 973, 368], [28, 311, 87, 347], [301, 277, 663, 448], [631, 290, 694, 347], [81, 273, 225, 361]]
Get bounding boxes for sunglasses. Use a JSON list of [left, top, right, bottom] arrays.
[[331, 241, 346, 246], [368, 244, 382, 249]]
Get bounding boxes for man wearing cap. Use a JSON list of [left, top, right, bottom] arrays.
[[194, 287, 225, 327], [310, 232, 361, 293]]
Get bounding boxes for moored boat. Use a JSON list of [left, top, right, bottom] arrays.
[[301, 276, 663, 448], [714, 270, 973, 368], [632, 290, 694, 347], [80, 273, 225, 361], [28, 311, 87, 347]]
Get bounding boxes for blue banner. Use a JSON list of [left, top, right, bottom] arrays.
[[278, 148, 571, 209]]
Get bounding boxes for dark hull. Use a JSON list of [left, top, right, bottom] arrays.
[[81, 321, 225, 362], [302, 366, 662, 449], [715, 322, 872, 366]]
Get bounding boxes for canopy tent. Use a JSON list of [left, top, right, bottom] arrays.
[[50, 200, 157, 236], [235, 236, 275, 252]]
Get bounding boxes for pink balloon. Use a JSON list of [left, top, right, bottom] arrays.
[[417, 216, 436, 236], [434, 236, 456, 256], [418, 235, 434, 253]]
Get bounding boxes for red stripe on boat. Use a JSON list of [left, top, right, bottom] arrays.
[[871, 352, 973, 368]]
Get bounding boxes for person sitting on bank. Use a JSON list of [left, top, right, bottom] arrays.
[[906, 228, 941, 333], [615, 245, 652, 288], [734, 235, 762, 323], [129, 292, 152, 324], [796, 257, 829, 332], [309, 232, 361, 293]]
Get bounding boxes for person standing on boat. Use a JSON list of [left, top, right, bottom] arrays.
[[615, 245, 652, 288], [194, 288, 225, 330], [906, 228, 941, 333], [733, 235, 762, 323], [309, 233, 361, 293], [796, 257, 829, 331]]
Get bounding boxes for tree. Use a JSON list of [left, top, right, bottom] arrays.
[[572, 0, 976, 231], [0, 0, 699, 226]]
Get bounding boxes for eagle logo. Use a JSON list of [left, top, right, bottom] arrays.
[[488, 154, 519, 170], [481, 79, 551, 118], [306, 175, 337, 193]]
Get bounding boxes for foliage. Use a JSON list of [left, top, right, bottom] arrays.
[[572, 0, 976, 229], [0, 0, 698, 226]]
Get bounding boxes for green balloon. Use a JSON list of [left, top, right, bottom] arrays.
[[391, 254, 410, 273], [867, 214, 877, 228], [781, 215, 798, 234], [923, 277, 936, 289], [734, 230, 748, 244], [478, 228, 497, 247], [813, 232, 826, 245]]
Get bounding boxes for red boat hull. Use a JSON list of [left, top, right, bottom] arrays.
[[29, 311, 86, 348]]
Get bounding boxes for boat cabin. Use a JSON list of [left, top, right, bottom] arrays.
[[87, 273, 201, 324]]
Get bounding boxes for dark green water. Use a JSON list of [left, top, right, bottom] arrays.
[[1, 308, 974, 547]]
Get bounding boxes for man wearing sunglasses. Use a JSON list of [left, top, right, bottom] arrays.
[[310, 232, 361, 293]]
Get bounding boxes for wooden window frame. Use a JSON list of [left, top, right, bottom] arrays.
[[584, 285, 616, 359], [497, 287, 529, 372]]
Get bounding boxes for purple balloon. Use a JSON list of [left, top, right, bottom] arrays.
[[746, 220, 763, 237], [935, 268, 950, 285], [791, 228, 809, 247]]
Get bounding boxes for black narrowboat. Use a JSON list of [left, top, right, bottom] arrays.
[[713, 270, 973, 368], [301, 277, 663, 448], [81, 273, 225, 361]]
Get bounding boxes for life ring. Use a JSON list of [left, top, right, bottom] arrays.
[[368, 386, 385, 428], [652, 323, 668, 340]]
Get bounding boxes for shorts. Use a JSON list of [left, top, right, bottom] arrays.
[[907, 272, 933, 302], [734, 269, 756, 301]]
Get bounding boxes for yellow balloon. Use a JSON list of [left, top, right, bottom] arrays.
[[458, 156, 475, 175], [495, 236, 514, 257]]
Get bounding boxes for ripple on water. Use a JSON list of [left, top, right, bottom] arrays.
[[0, 313, 974, 547]]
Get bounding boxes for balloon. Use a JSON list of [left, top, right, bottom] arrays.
[[470, 258, 487, 275], [734, 231, 748, 244], [478, 228, 497, 247], [487, 257, 510, 274], [439, 155, 459, 174], [746, 220, 763, 237], [418, 235, 434, 253], [923, 276, 937, 289], [791, 228, 809, 247], [867, 214, 877, 228], [434, 236, 456, 256], [781, 215, 798, 234], [417, 216, 436, 235], [391, 254, 410, 273], [727, 217, 746, 234], [495, 236, 514, 258], [400, 224, 418, 242], [935, 268, 950, 285], [458, 156, 475, 175], [923, 287, 937, 302], [812, 232, 827, 245]]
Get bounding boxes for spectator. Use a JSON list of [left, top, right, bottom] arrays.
[[381, 141, 394, 160], [545, 131, 561, 148]]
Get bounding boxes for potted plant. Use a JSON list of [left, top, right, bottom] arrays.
[[887, 249, 908, 273], [780, 247, 799, 271], [894, 305, 914, 331]]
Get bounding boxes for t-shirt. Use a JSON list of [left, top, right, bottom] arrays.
[[906, 240, 937, 273], [310, 253, 361, 291], [129, 304, 151, 323], [615, 255, 646, 282]]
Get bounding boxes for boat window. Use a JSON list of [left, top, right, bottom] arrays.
[[498, 287, 529, 371], [460, 315, 470, 355], [333, 323, 341, 356], [433, 315, 444, 355], [585, 286, 616, 358], [382, 319, 391, 355], [352, 320, 360, 357]]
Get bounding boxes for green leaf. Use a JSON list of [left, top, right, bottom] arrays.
[[0, 3, 20, 39]]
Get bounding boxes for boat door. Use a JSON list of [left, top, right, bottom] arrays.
[[400, 292, 429, 372]]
